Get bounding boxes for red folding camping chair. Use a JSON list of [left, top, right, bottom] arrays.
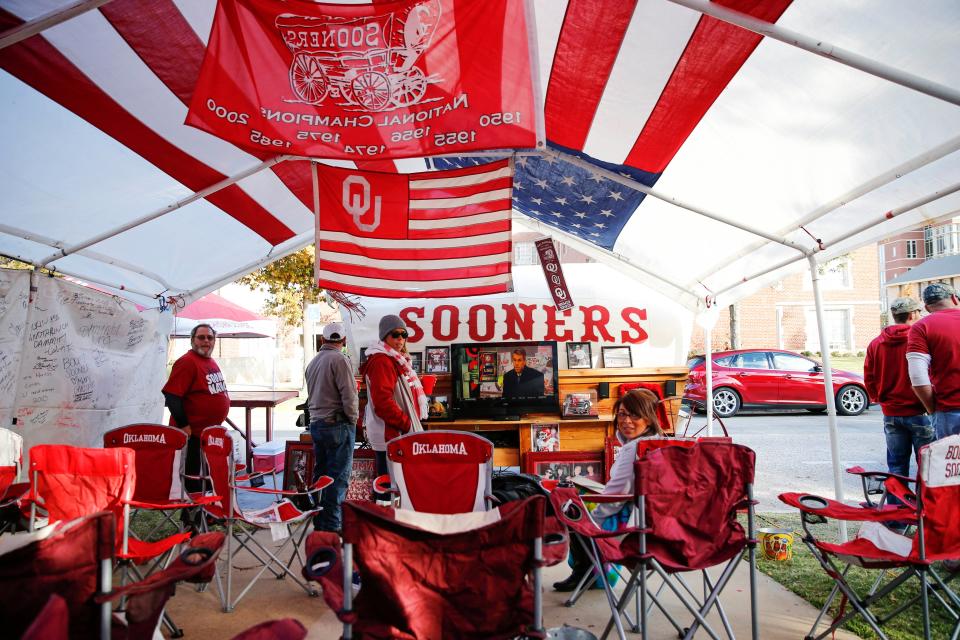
[[780, 433, 960, 640], [372, 430, 494, 513], [303, 495, 547, 639], [0, 426, 27, 533], [103, 423, 220, 539], [551, 439, 757, 640], [196, 426, 333, 612], [0, 509, 224, 639]]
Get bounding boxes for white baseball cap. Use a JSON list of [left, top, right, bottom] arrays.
[[322, 322, 346, 341]]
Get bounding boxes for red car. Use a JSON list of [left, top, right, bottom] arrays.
[[684, 349, 868, 418]]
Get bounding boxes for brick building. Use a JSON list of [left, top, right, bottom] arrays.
[[880, 216, 960, 310], [690, 245, 881, 355]]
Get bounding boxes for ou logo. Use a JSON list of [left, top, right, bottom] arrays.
[[343, 175, 381, 232]]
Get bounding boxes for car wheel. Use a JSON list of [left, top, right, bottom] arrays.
[[712, 388, 741, 418], [836, 385, 867, 416]]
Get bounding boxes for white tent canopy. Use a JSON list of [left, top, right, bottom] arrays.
[[1, 0, 957, 310]]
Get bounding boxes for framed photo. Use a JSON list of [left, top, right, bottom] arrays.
[[359, 347, 368, 366], [602, 345, 633, 368], [424, 346, 450, 373], [531, 423, 560, 452], [283, 442, 314, 493], [346, 447, 376, 502], [409, 351, 423, 374], [561, 390, 599, 418], [427, 394, 452, 421], [566, 342, 592, 369], [523, 451, 604, 483], [604, 437, 622, 482]]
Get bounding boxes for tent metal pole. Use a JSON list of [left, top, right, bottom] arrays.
[[713, 181, 960, 298], [23, 263, 158, 300], [38, 155, 293, 267], [695, 135, 960, 285], [548, 147, 809, 254], [512, 216, 701, 309], [0, 0, 114, 50], [705, 307, 714, 436], [665, 0, 960, 108], [807, 254, 848, 542]]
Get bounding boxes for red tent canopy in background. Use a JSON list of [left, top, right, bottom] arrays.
[[173, 293, 276, 338]]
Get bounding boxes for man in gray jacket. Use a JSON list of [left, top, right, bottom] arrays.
[[305, 322, 359, 532]]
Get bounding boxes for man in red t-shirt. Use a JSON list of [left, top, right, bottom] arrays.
[[163, 323, 231, 490], [864, 297, 933, 478], [907, 283, 960, 439]]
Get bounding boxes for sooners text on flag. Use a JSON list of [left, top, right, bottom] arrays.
[[186, 0, 538, 159], [315, 159, 514, 298]]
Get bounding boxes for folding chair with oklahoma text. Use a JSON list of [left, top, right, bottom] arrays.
[[551, 440, 758, 640], [304, 495, 548, 639], [196, 426, 333, 612], [780, 434, 960, 640], [103, 424, 220, 540], [372, 430, 495, 513]]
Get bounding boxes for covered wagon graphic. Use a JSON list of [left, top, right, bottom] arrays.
[[276, 0, 442, 112]]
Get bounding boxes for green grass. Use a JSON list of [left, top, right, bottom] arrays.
[[752, 513, 956, 640]]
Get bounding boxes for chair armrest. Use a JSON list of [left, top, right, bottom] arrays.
[[582, 493, 632, 503], [779, 492, 916, 523], [232, 475, 333, 497], [846, 466, 914, 485], [549, 487, 633, 538], [884, 477, 918, 510], [373, 474, 397, 496]]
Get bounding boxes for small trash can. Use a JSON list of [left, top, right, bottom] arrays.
[[758, 528, 794, 561]]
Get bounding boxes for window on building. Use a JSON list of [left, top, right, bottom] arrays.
[[906, 239, 917, 259], [924, 225, 934, 257], [891, 245, 897, 258], [818, 257, 852, 290], [513, 242, 538, 265], [805, 308, 852, 352]]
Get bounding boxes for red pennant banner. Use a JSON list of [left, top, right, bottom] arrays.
[[535, 237, 573, 311], [186, 0, 538, 160]]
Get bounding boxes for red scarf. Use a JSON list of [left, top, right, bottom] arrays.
[[365, 342, 429, 420]]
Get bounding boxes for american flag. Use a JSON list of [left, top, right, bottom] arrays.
[[314, 159, 514, 298], [432, 145, 659, 250]]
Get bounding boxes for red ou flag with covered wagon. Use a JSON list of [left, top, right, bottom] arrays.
[[187, 0, 539, 159]]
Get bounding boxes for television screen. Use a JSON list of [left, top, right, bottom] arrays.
[[451, 341, 559, 418]]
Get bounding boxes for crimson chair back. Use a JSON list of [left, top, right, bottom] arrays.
[[200, 426, 237, 517], [387, 430, 493, 513], [28, 445, 135, 536], [635, 440, 755, 571], [916, 434, 960, 560], [103, 424, 187, 504]]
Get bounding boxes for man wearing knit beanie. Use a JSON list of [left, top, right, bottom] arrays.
[[907, 282, 960, 438]]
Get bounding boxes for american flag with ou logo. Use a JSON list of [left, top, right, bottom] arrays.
[[431, 144, 659, 251], [314, 159, 515, 298]]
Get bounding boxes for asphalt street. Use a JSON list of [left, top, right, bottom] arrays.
[[717, 407, 895, 512]]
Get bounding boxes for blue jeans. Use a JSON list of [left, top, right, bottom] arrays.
[[310, 420, 355, 532], [932, 410, 960, 439], [884, 414, 934, 478]]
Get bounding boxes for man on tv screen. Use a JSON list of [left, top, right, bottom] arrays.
[[502, 348, 545, 398]]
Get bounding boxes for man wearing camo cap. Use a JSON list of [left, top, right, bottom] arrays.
[[864, 297, 933, 481], [907, 283, 960, 438]]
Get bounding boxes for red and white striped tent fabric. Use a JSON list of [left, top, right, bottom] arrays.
[[1, 0, 959, 311], [172, 292, 276, 338]]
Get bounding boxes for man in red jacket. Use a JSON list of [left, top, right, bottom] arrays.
[[864, 297, 933, 480]]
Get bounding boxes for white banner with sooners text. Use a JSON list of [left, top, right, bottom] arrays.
[[345, 264, 693, 370]]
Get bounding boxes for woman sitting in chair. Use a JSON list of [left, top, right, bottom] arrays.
[[553, 388, 664, 591]]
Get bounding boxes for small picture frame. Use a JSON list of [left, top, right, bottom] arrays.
[[424, 346, 450, 373], [359, 347, 368, 366], [409, 351, 423, 374], [283, 442, 314, 493], [566, 342, 592, 369], [523, 451, 604, 483], [531, 423, 560, 452], [604, 437, 622, 482], [602, 345, 633, 368], [561, 390, 599, 418], [427, 394, 452, 421], [346, 447, 376, 502]]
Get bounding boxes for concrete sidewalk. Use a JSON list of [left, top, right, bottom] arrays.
[[164, 539, 859, 640]]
